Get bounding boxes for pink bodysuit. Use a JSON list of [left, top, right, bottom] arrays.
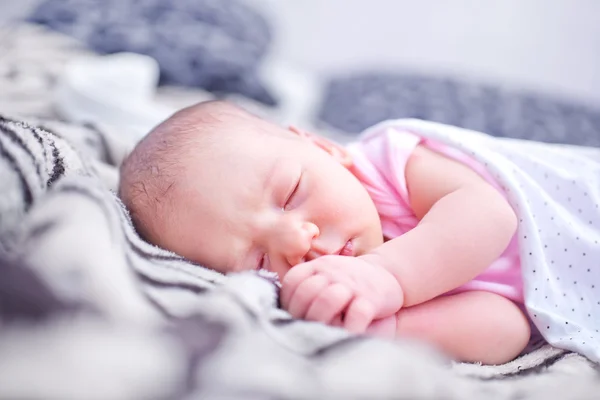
[[347, 124, 523, 303]]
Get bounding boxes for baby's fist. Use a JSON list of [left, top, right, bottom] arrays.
[[280, 255, 403, 334]]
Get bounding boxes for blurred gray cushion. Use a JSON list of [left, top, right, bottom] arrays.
[[319, 73, 600, 146], [28, 0, 277, 105]]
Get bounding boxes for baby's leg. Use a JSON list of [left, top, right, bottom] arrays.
[[394, 291, 530, 365]]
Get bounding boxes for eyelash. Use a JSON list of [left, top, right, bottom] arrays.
[[283, 173, 302, 210]]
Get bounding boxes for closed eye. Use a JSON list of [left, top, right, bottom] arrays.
[[284, 172, 302, 211]]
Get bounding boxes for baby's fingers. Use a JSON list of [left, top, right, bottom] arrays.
[[330, 314, 344, 327], [284, 274, 329, 318], [305, 283, 353, 324], [343, 297, 375, 334], [280, 263, 317, 309]]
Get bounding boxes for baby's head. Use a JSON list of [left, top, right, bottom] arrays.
[[119, 101, 383, 278]]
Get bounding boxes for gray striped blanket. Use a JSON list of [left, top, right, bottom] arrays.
[[1, 23, 600, 400]]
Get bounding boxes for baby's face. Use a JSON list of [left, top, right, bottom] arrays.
[[160, 126, 383, 279]]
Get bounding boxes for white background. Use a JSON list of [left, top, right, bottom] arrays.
[[249, 0, 600, 106]]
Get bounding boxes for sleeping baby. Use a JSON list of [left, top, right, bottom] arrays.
[[119, 100, 600, 365]]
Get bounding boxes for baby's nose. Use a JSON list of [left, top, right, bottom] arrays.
[[301, 222, 320, 241], [300, 224, 332, 262], [283, 221, 319, 266]]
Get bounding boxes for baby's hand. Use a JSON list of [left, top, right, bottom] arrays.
[[280, 255, 403, 334]]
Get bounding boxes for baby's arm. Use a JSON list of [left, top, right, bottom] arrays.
[[361, 145, 518, 307], [389, 291, 530, 365]]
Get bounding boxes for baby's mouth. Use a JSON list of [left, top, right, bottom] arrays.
[[302, 240, 354, 263], [337, 240, 354, 256]]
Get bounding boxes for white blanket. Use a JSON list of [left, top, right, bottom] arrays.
[[362, 119, 600, 363]]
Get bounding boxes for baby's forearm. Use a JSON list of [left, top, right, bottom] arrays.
[[361, 184, 517, 307], [392, 291, 530, 364]]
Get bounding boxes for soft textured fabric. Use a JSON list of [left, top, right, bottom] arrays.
[[349, 119, 600, 363], [348, 125, 523, 302]]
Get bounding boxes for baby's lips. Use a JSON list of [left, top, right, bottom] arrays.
[[304, 240, 353, 260], [338, 240, 354, 256]]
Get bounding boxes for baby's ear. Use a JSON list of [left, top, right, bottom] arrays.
[[288, 126, 352, 168]]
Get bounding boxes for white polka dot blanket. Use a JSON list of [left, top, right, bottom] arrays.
[[372, 118, 600, 363]]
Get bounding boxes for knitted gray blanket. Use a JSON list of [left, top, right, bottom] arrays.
[[1, 23, 599, 400]]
